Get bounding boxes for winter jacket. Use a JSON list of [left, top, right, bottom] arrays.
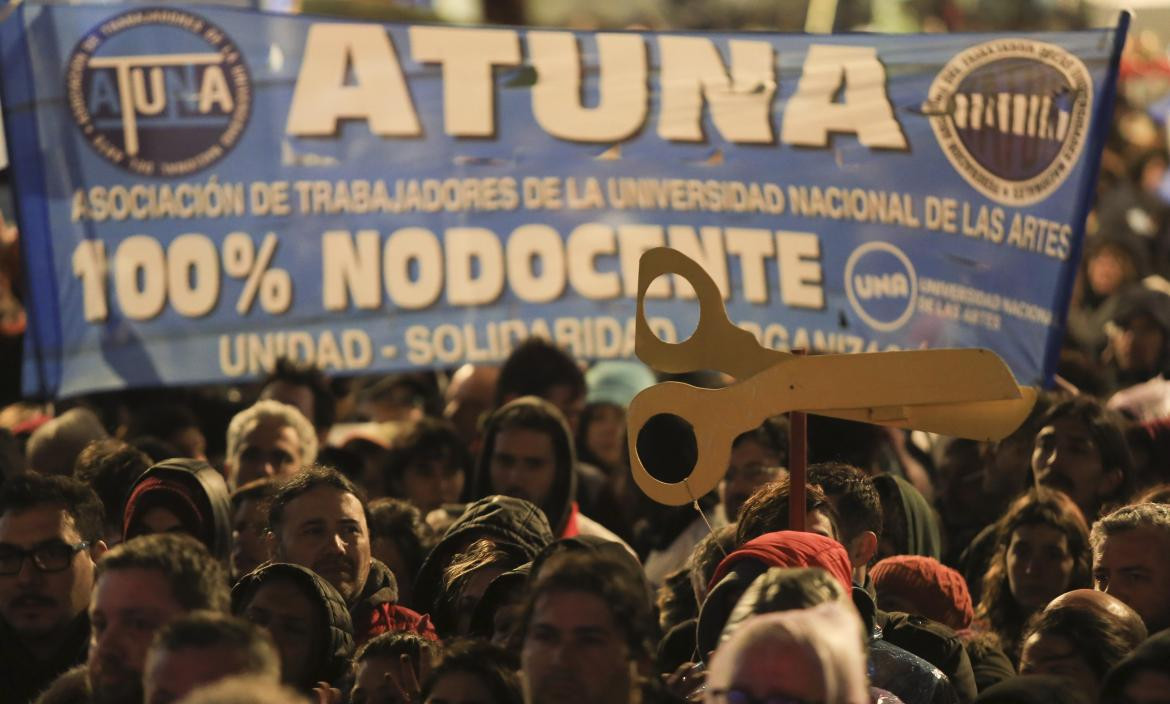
[[856, 586, 978, 704], [2, 612, 89, 703], [351, 558, 436, 645], [232, 562, 356, 691], [31, 665, 90, 704], [413, 494, 553, 632]]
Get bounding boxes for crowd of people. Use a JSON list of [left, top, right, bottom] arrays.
[[1, 6, 1170, 704], [0, 327, 1168, 704]]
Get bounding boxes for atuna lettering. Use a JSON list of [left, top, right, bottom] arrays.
[[285, 25, 908, 150]]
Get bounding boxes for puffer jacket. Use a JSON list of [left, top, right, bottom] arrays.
[[232, 562, 355, 691]]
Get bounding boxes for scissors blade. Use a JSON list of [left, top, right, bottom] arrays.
[[738, 348, 1025, 413], [745, 347, 1024, 402], [812, 388, 1038, 441]]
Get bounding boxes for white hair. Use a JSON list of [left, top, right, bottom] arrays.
[[706, 601, 869, 704], [225, 400, 318, 469]]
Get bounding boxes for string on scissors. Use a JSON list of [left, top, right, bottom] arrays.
[[684, 477, 726, 559]]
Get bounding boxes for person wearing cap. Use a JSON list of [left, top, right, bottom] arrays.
[[122, 458, 232, 566], [872, 555, 974, 632], [1104, 286, 1170, 394]]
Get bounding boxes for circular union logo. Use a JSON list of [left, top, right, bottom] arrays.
[[923, 40, 1092, 207], [844, 242, 917, 333], [65, 8, 251, 177]]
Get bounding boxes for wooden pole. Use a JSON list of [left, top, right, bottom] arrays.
[[789, 349, 807, 532]]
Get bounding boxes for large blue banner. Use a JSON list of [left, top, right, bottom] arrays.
[[0, 3, 1126, 397]]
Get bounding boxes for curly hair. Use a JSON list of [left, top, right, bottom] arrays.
[[734, 477, 838, 547], [975, 488, 1091, 660]]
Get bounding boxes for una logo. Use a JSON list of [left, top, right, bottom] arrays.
[[923, 40, 1092, 207], [65, 8, 251, 177], [844, 242, 917, 333]]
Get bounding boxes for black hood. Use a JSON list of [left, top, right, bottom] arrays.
[[125, 458, 232, 564], [232, 562, 355, 691], [472, 396, 577, 535], [413, 494, 553, 626]]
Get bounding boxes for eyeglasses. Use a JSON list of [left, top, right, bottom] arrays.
[[707, 690, 819, 704], [0, 541, 89, 575]]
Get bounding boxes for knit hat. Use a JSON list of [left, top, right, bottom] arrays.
[[585, 361, 657, 408], [870, 555, 973, 630], [123, 476, 207, 543], [709, 531, 854, 594]]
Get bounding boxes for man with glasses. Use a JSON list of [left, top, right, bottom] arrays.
[[0, 473, 107, 702]]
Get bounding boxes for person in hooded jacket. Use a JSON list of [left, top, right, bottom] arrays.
[[872, 474, 943, 563], [471, 397, 630, 548], [413, 494, 553, 636], [266, 466, 436, 645], [232, 562, 355, 697], [122, 458, 232, 566]]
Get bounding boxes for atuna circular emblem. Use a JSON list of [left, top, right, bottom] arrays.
[[923, 39, 1092, 207], [65, 8, 252, 177]]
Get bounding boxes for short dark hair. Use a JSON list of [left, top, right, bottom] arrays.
[[230, 478, 278, 517], [490, 401, 566, 446], [263, 357, 336, 431], [383, 418, 470, 488], [367, 498, 431, 577], [96, 533, 230, 612], [1037, 396, 1134, 511], [732, 417, 788, 466], [0, 472, 105, 544], [1022, 603, 1140, 681], [495, 338, 585, 406], [149, 611, 279, 680], [74, 439, 151, 533], [734, 478, 839, 547], [522, 551, 659, 663], [355, 630, 441, 664], [808, 462, 882, 547], [268, 465, 367, 536], [420, 639, 521, 704]]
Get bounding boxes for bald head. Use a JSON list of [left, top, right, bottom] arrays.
[[1045, 589, 1148, 645], [443, 364, 499, 444]]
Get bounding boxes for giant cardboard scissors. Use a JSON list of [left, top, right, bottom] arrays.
[[627, 247, 1038, 506]]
